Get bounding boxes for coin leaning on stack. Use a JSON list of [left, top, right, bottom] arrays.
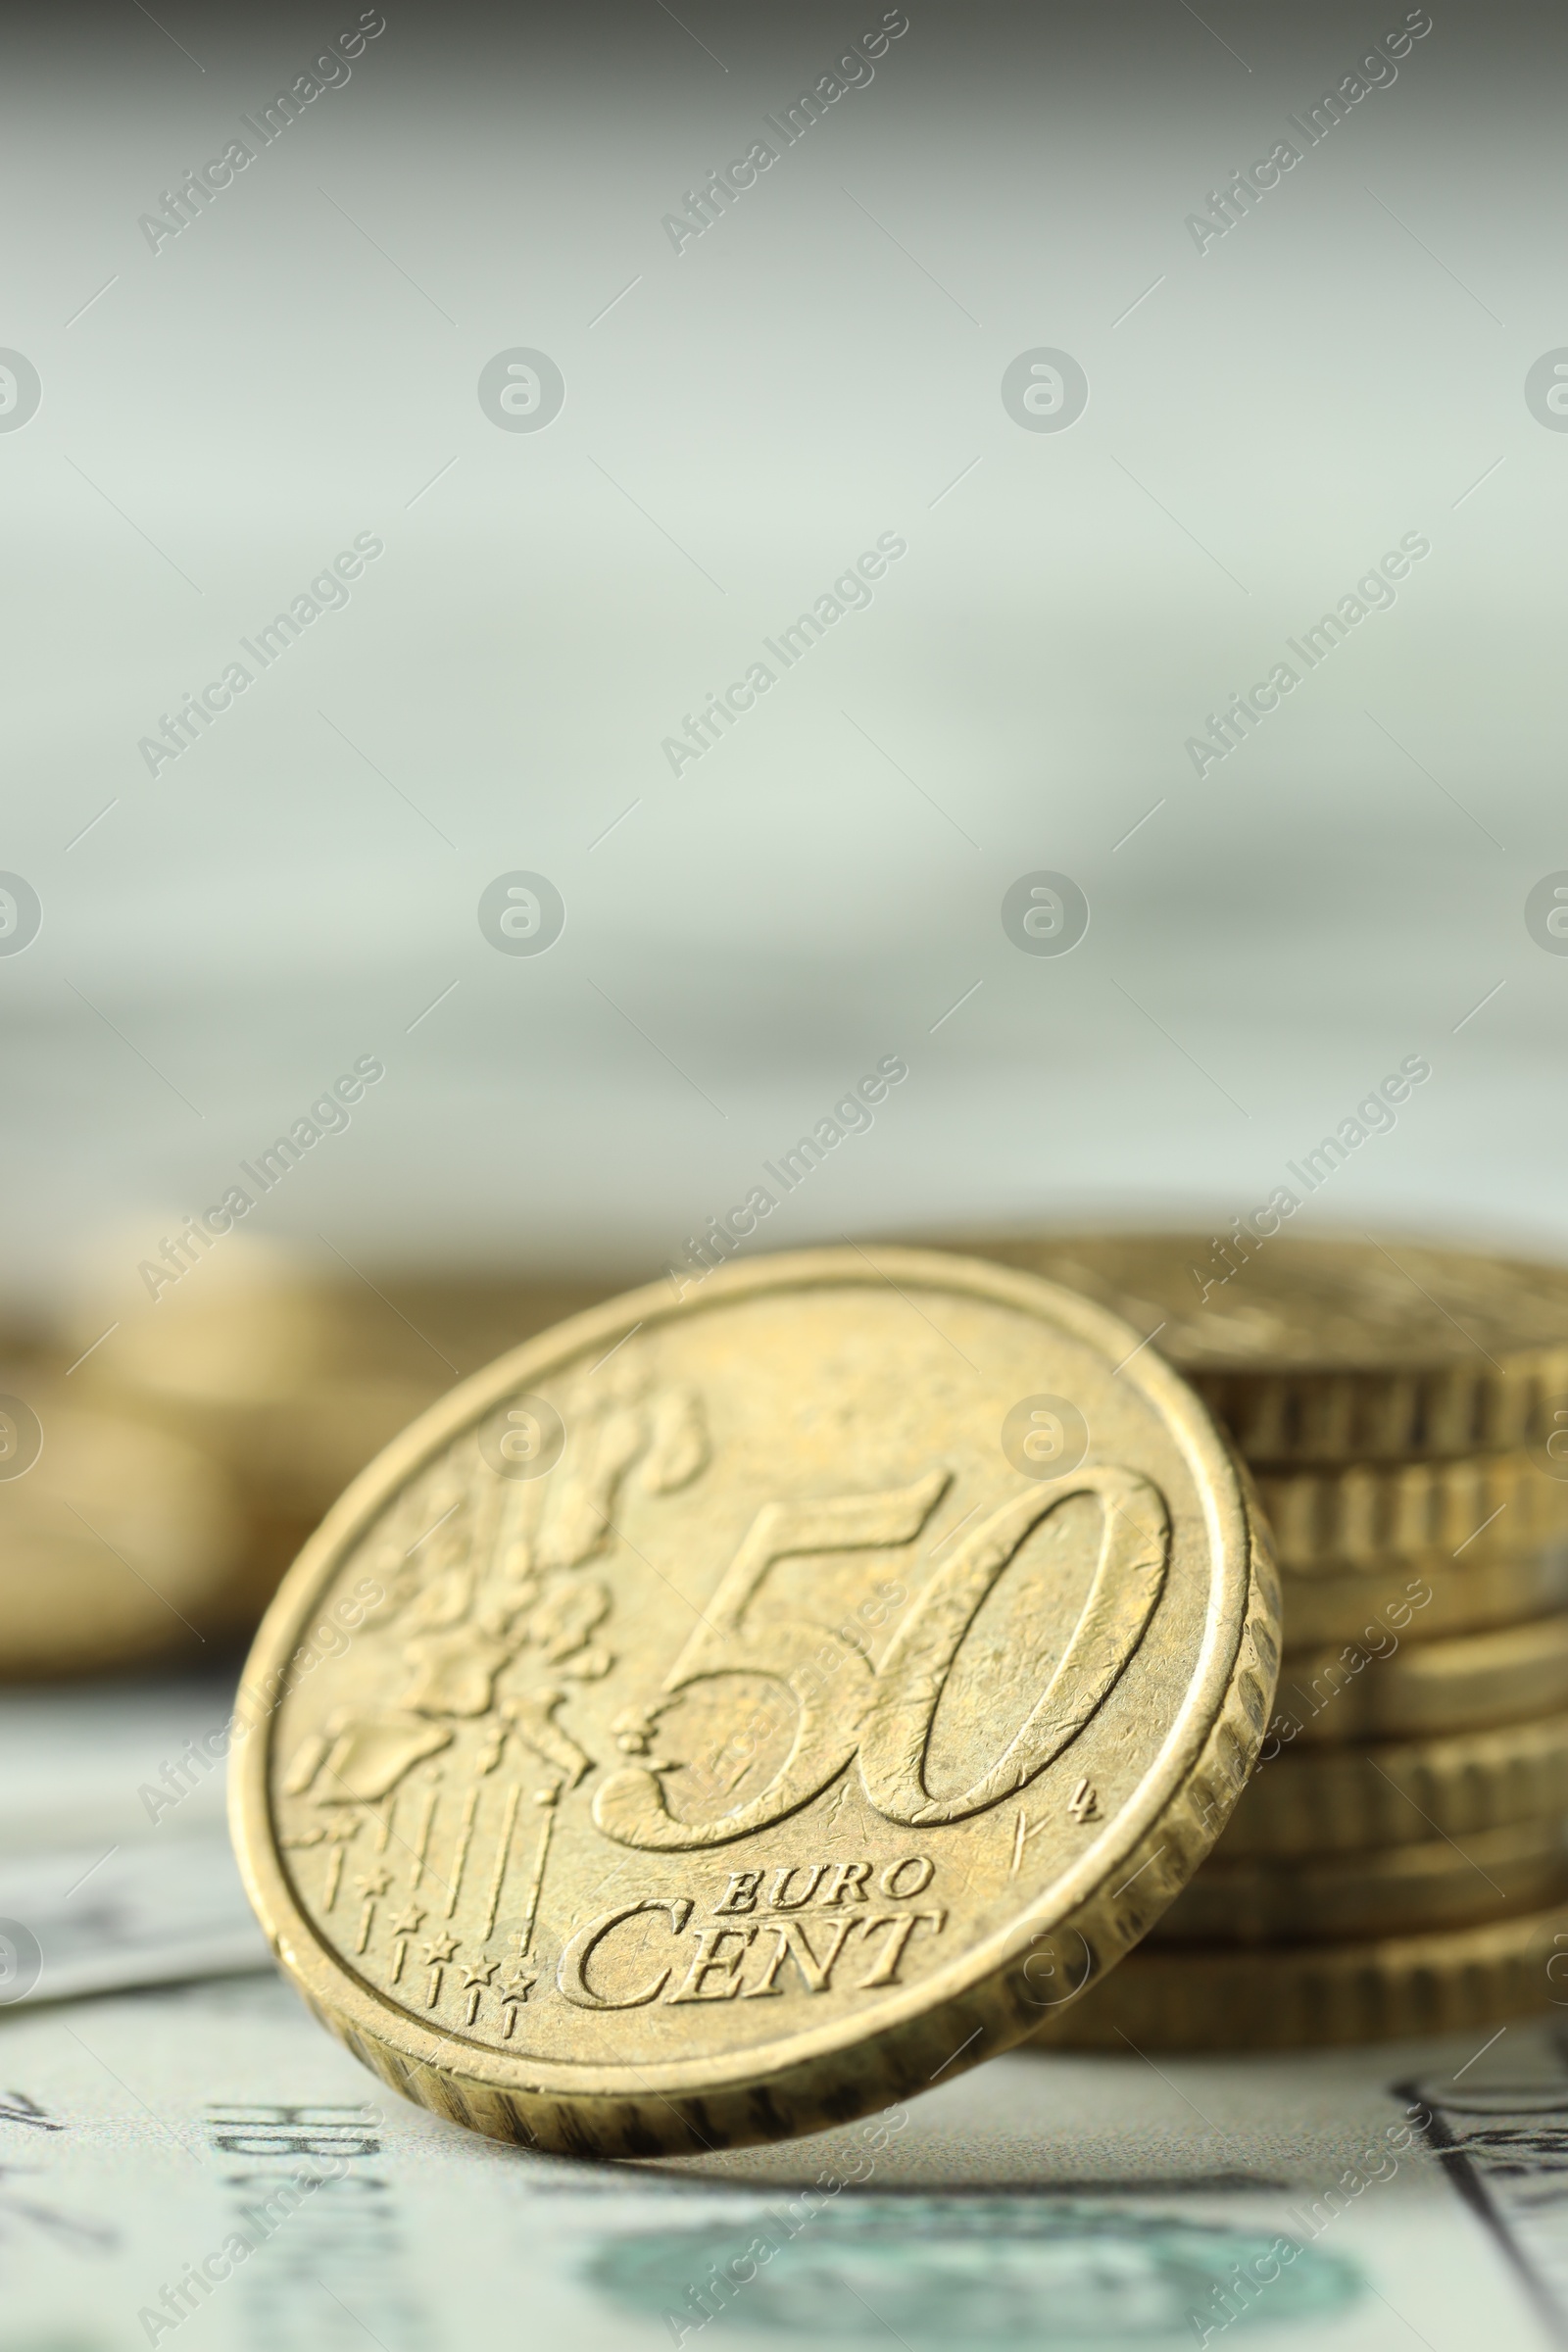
[[231, 1247, 1281, 2156], [964, 1234, 1568, 2050]]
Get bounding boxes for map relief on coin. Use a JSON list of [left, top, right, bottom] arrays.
[[274, 1363, 1172, 2033], [275, 1358, 711, 2026]]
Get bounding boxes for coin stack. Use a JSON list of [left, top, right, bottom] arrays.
[[970, 1234, 1568, 2049]]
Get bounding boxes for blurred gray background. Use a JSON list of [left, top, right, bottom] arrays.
[[4, 0, 1563, 1329]]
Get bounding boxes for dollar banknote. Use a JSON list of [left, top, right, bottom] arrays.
[[5, 1678, 1568, 2349], [0, 1673, 265, 2009], [0, 1830, 266, 2007], [1, 1964, 1566, 2351], [0, 1671, 235, 1856]]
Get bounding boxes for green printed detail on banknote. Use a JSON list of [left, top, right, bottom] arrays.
[[2, 1974, 1567, 2351], [590, 2200, 1359, 2343]]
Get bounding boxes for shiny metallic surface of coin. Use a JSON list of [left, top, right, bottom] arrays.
[[232, 1248, 1276, 2157]]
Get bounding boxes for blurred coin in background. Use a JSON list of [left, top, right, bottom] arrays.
[[0, 1384, 243, 1678], [43, 1237, 612, 1659]]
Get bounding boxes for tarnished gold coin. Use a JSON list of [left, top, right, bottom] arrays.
[[1152, 1815, 1568, 1945], [1220, 1712, 1568, 1858], [1027, 1902, 1568, 2049], [231, 1248, 1276, 2157], [956, 1232, 1568, 1463], [1281, 1543, 1568, 1649], [1270, 1610, 1568, 1745], [1255, 1452, 1568, 1570]]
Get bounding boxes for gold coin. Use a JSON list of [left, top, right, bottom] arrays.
[[71, 1241, 608, 1519], [0, 1388, 243, 1678], [65, 1243, 612, 1636], [359, 1274, 613, 1380], [1281, 1543, 1568, 1648], [1255, 1452, 1568, 1571], [1219, 1711, 1568, 1858], [1152, 1815, 1568, 1945], [231, 1247, 1276, 2158], [1270, 1610, 1568, 1745], [61, 1233, 610, 1397], [955, 1232, 1568, 1463], [1027, 1903, 1568, 2049]]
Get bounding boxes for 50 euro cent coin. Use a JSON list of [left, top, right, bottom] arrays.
[[230, 1247, 1278, 2158]]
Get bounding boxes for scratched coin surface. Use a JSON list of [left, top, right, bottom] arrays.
[[231, 1247, 1277, 2158]]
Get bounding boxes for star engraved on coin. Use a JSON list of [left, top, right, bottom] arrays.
[[497, 1968, 538, 2037], [460, 1957, 499, 2024]]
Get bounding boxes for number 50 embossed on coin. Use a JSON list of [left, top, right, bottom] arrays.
[[231, 1248, 1278, 2156]]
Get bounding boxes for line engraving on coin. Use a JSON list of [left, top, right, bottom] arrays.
[[594, 1462, 1166, 1848]]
